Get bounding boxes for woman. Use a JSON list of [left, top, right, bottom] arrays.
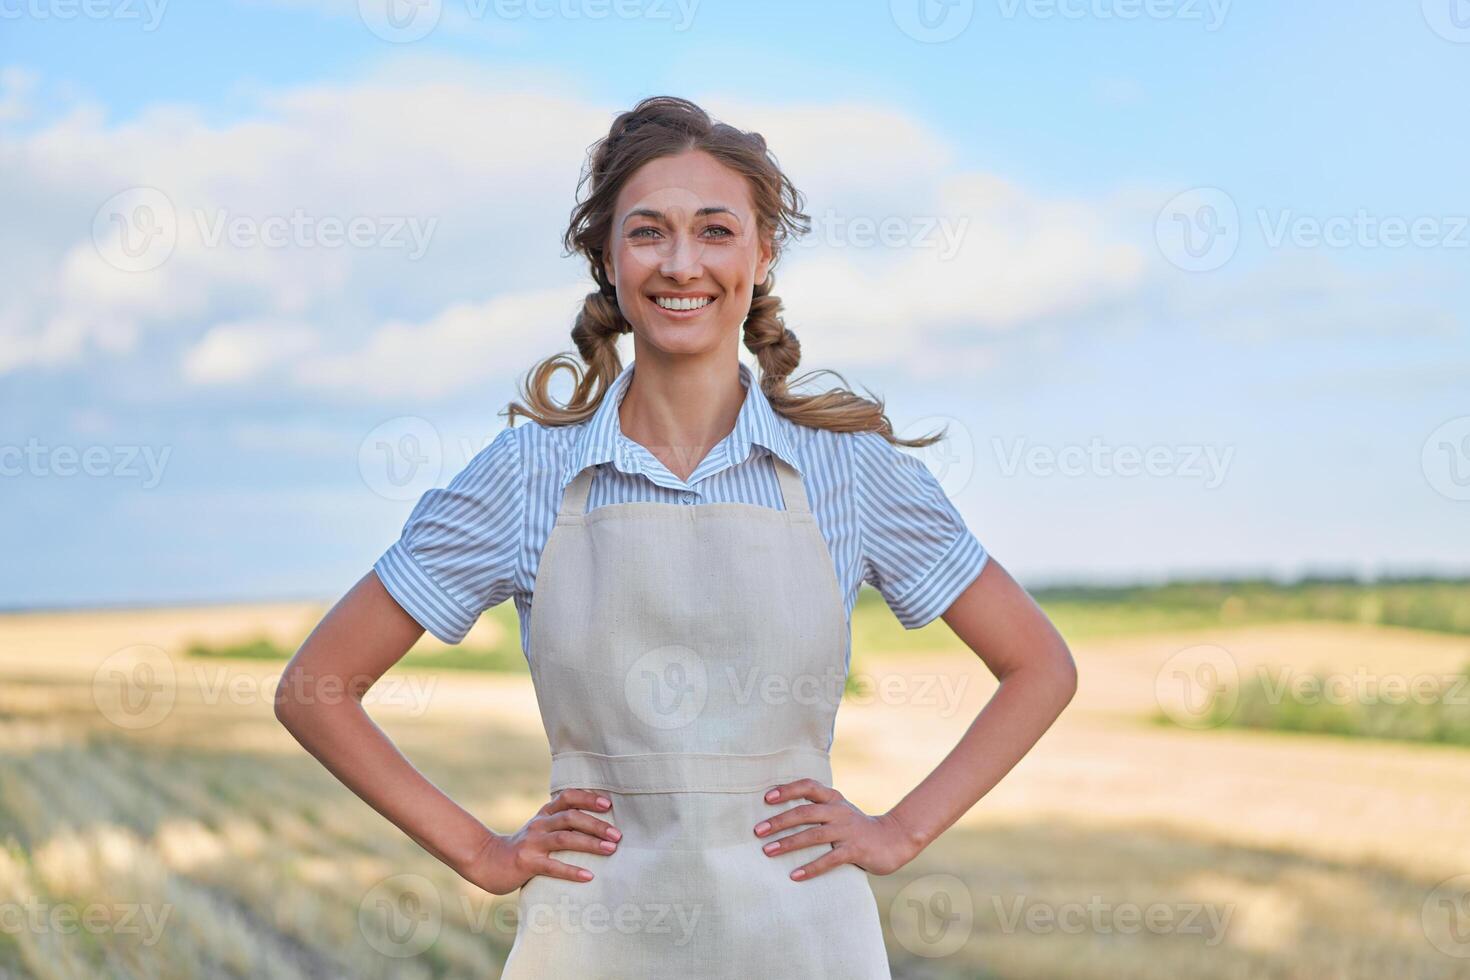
[[276, 96, 1077, 977]]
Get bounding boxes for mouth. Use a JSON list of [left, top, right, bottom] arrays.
[[647, 293, 717, 319]]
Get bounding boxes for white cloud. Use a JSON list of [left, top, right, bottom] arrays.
[[182, 318, 321, 385], [292, 282, 589, 398], [1, 59, 1153, 395], [0, 60, 602, 378], [778, 171, 1147, 376], [699, 97, 958, 202]]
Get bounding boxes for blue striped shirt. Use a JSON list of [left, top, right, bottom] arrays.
[[373, 358, 989, 662]]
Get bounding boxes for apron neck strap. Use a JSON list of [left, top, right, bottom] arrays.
[[556, 454, 812, 518], [558, 464, 596, 518], [771, 454, 811, 516]]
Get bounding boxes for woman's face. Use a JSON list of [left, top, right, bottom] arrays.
[[603, 149, 773, 357]]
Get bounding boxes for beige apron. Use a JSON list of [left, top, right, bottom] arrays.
[[499, 451, 892, 979]]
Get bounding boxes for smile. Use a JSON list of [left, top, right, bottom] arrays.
[[650, 294, 715, 315]]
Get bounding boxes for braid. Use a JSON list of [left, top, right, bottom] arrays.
[[741, 275, 802, 407], [504, 290, 626, 427]]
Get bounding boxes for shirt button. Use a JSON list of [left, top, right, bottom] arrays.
[[680, 492, 695, 504]]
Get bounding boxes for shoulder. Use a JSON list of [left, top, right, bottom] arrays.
[[771, 413, 853, 474], [771, 420, 938, 499], [499, 417, 586, 487], [439, 422, 524, 492], [849, 429, 941, 496]]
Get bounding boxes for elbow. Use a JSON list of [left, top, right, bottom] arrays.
[[1051, 642, 1079, 706], [273, 684, 295, 730], [273, 665, 305, 730]]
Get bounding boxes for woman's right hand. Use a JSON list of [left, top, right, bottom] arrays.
[[458, 789, 622, 895]]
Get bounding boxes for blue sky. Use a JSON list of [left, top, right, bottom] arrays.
[[2, 0, 1467, 609]]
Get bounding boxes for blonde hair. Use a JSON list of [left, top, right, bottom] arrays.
[[503, 95, 943, 449]]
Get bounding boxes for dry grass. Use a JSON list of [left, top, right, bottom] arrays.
[[1, 604, 1468, 978]]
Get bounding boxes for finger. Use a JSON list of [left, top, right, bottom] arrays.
[[764, 778, 836, 805], [533, 855, 598, 883], [540, 828, 619, 857], [753, 802, 832, 838], [547, 808, 622, 843], [758, 824, 837, 857], [545, 788, 613, 815], [789, 844, 851, 882]]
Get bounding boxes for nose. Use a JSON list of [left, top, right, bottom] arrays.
[[657, 229, 706, 281]]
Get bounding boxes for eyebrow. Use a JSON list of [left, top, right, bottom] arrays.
[[622, 206, 739, 227]]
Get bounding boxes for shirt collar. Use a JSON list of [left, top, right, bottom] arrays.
[[560, 359, 802, 489]]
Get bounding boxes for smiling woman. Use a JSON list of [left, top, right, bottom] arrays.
[[508, 95, 932, 445], [278, 94, 1077, 980]]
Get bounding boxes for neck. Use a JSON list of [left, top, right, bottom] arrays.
[[618, 346, 746, 483]]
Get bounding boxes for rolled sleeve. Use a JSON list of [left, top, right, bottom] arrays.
[[372, 426, 523, 645], [855, 430, 989, 630]]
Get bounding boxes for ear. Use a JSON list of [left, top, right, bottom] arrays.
[[756, 235, 774, 286], [602, 251, 615, 287]]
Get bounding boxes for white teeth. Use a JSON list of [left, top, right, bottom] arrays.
[[653, 296, 713, 312]]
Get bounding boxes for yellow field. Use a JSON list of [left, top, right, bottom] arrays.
[[2, 603, 1468, 978]]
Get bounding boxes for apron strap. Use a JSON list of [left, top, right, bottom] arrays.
[[557, 464, 596, 519], [772, 454, 811, 516]]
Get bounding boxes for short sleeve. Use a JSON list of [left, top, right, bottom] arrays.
[[854, 430, 989, 630], [372, 425, 524, 644]]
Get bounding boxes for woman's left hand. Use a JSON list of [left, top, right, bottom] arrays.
[[753, 778, 922, 880]]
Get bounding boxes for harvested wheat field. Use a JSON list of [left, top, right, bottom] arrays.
[[1, 602, 1468, 979]]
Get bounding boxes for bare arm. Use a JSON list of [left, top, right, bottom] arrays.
[[274, 571, 621, 893], [882, 555, 1078, 854], [272, 570, 494, 874]]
